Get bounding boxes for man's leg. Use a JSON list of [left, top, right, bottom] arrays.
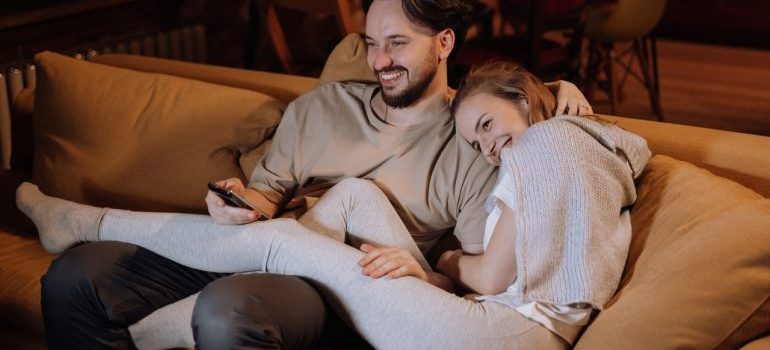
[[192, 273, 327, 350], [41, 241, 227, 349]]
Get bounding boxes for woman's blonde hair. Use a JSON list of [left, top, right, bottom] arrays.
[[452, 61, 556, 126]]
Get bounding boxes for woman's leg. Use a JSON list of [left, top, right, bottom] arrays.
[[20, 183, 563, 348], [105, 216, 561, 349], [254, 224, 565, 349], [102, 214, 563, 349], [16, 183, 105, 253], [128, 292, 199, 349], [17, 181, 395, 273], [298, 178, 431, 271], [19, 178, 428, 269], [22, 180, 554, 347]]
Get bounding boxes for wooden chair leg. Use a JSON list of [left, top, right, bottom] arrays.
[[616, 43, 638, 102], [334, 0, 357, 35], [244, 0, 259, 69], [634, 37, 664, 121], [260, 2, 297, 74], [584, 41, 601, 103], [650, 34, 664, 120], [605, 42, 618, 115]]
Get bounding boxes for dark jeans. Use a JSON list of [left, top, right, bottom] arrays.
[[41, 241, 227, 349], [41, 241, 332, 350], [193, 274, 327, 350], [193, 275, 372, 350]]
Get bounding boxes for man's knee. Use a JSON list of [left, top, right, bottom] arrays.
[[42, 242, 137, 314], [42, 242, 141, 348], [193, 273, 326, 350]]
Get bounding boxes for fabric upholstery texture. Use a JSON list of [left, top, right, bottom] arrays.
[[317, 33, 376, 86], [3, 49, 770, 349], [32, 51, 284, 213], [575, 155, 770, 350], [0, 168, 46, 339], [90, 54, 317, 106], [0, 229, 51, 337], [606, 115, 770, 197]]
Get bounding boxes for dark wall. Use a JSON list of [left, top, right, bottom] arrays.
[[0, 0, 253, 71], [656, 0, 770, 49]]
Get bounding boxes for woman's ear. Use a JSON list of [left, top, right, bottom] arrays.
[[437, 29, 455, 61], [519, 98, 535, 125]]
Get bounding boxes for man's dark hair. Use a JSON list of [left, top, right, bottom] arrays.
[[363, 0, 473, 60]]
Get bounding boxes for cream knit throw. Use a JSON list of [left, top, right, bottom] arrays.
[[491, 116, 651, 310]]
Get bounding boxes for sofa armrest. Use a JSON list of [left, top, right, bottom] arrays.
[[605, 115, 770, 197], [89, 54, 318, 105]]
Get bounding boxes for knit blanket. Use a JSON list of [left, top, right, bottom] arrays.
[[491, 116, 651, 309]]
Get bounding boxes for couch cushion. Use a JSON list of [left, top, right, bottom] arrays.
[[606, 115, 770, 197], [33, 52, 284, 213], [317, 33, 376, 86], [89, 54, 317, 106], [0, 168, 46, 338], [575, 155, 770, 350], [0, 229, 52, 338]]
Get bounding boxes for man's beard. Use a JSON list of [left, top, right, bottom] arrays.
[[377, 56, 438, 109]]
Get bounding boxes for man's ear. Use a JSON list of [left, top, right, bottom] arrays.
[[437, 29, 455, 61]]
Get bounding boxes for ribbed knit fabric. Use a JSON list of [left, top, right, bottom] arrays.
[[483, 116, 650, 310]]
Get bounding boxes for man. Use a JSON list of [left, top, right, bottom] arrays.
[[41, 0, 592, 348]]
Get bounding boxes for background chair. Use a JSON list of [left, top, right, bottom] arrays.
[[453, 0, 588, 86], [252, 0, 358, 75], [584, 0, 668, 120]]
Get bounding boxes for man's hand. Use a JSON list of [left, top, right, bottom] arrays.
[[358, 243, 429, 280], [206, 178, 261, 225], [546, 80, 593, 116]]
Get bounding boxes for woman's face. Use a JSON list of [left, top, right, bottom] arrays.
[[455, 92, 530, 166]]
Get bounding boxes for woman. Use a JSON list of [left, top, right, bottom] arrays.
[[17, 61, 649, 349]]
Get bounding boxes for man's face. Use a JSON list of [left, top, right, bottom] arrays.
[[365, 0, 440, 108]]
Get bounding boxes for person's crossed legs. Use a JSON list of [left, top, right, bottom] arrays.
[[192, 273, 328, 350], [41, 241, 227, 349]]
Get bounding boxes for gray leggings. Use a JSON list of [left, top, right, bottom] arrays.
[[101, 178, 564, 349]]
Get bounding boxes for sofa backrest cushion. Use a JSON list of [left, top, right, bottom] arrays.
[[575, 155, 770, 349], [33, 51, 283, 213], [90, 54, 317, 105], [317, 33, 376, 86], [606, 115, 770, 197]]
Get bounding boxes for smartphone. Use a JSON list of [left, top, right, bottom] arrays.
[[207, 182, 256, 210]]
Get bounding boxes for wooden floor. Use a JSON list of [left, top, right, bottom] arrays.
[[590, 39, 770, 137]]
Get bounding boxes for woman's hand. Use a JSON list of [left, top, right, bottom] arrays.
[[205, 178, 260, 225], [358, 243, 429, 281], [359, 243, 457, 292], [546, 80, 593, 116]]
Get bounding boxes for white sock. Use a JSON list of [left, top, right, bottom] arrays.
[[16, 182, 105, 253]]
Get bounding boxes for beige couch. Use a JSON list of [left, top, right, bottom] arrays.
[[1, 46, 769, 349]]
